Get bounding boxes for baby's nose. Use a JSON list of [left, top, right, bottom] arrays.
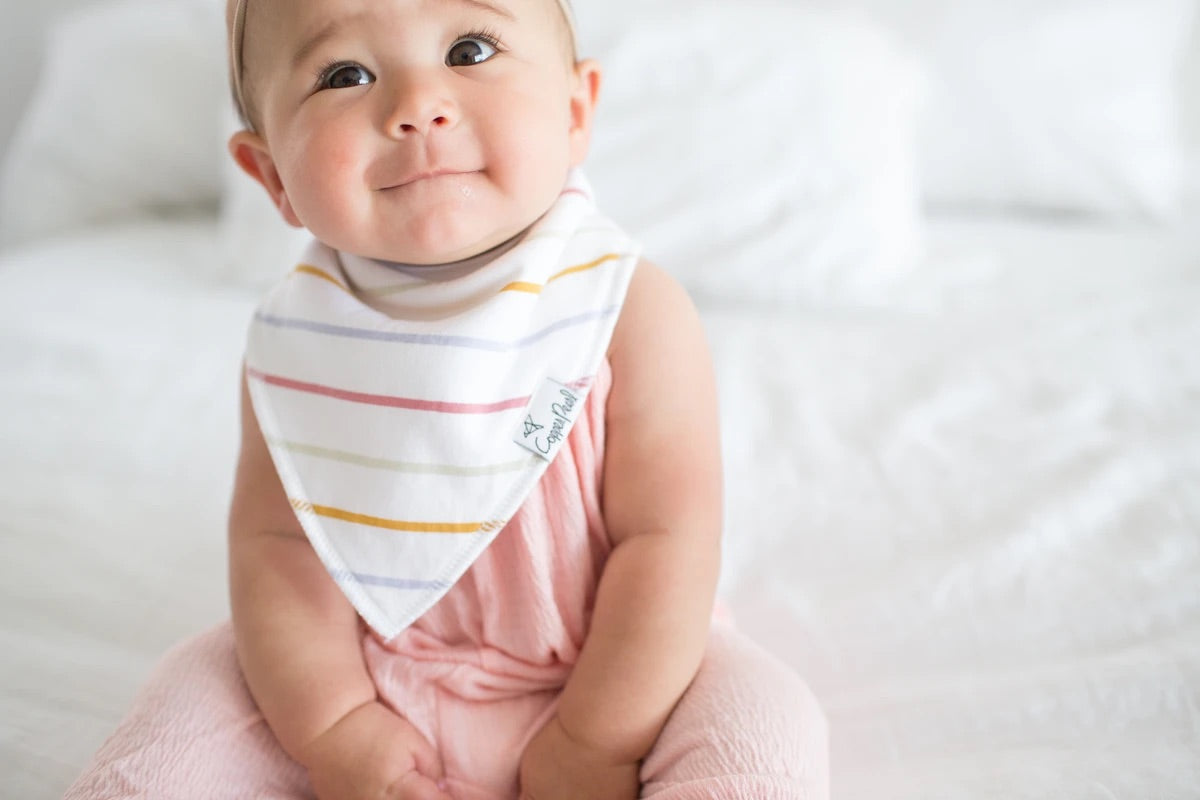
[[384, 72, 460, 137]]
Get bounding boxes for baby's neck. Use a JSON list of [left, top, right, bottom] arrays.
[[371, 228, 529, 282]]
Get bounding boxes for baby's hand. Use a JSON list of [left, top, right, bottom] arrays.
[[518, 715, 639, 800], [300, 701, 452, 800]]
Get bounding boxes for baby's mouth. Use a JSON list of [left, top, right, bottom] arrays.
[[382, 169, 474, 190]]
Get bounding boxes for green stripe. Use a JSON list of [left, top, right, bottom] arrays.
[[267, 437, 534, 476]]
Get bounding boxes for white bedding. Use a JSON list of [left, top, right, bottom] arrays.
[[4, 0, 1200, 795], [3, 213, 1197, 798]]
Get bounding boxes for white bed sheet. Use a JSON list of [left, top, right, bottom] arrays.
[[707, 215, 1200, 798], [2, 214, 1198, 798]]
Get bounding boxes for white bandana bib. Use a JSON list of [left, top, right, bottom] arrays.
[[245, 172, 640, 640]]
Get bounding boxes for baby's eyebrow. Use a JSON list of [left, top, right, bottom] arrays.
[[455, 0, 517, 22], [290, 1, 515, 69], [292, 14, 366, 69]]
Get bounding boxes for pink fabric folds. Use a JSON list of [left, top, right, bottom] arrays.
[[63, 360, 829, 799]]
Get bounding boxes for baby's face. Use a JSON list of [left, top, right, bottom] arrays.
[[233, 0, 596, 264]]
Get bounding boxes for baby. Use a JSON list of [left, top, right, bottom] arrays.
[[63, 0, 828, 798]]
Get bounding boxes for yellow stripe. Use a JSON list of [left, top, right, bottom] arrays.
[[549, 252, 621, 283], [499, 252, 623, 296], [293, 264, 350, 292], [500, 281, 544, 295], [291, 499, 480, 534]]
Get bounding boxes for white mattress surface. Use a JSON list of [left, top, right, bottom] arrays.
[[1, 215, 1198, 798]]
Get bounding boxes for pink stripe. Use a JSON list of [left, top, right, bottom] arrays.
[[247, 367, 531, 414]]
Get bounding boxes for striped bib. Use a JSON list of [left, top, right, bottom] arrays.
[[244, 173, 639, 640]]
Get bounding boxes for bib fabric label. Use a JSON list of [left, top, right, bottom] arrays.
[[513, 378, 582, 462]]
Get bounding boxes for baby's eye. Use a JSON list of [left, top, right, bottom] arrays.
[[446, 36, 499, 67], [319, 63, 374, 90]]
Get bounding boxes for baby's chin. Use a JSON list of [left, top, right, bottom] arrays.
[[307, 218, 513, 266], [350, 215, 540, 266], [361, 227, 528, 267]]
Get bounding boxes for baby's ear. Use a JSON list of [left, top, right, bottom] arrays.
[[228, 130, 304, 228], [567, 59, 602, 166]]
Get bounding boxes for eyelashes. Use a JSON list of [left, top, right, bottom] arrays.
[[460, 28, 503, 51], [310, 29, 507, 91], [446, 29, 503, 67], [314, 61, 374, 91]]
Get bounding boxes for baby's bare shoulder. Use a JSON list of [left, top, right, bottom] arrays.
[[608, 258, 708, 374], [606, 258, 716, 432], [602, 260, 722, 545]]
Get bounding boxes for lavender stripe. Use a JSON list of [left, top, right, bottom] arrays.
[[255, 307, 618, 352], [331, 570, 452, 591]]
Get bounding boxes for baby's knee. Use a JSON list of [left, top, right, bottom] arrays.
[[140, 623, 248, 708], [62, 622, 307, 800], [640, 625, 829, 798]]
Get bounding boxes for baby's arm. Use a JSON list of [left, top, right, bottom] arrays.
[[228, 372, 450, 800], [520, 262, 723, 796]]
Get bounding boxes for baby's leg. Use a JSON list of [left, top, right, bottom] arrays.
[[62, 622, 311, 800], [640, 623, 829, 800]]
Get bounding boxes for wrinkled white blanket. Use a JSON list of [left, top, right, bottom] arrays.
[[1, 214, 1198, 798]]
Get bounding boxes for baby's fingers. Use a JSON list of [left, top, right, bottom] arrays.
[[400, 725, 445, 786], [390, 771, 454, 800]]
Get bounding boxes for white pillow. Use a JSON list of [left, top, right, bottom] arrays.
[[845, 0, 1198, 219], [0, 0, 225, 247], [574, 0, 924, 305], [218, 1, 924, 305]]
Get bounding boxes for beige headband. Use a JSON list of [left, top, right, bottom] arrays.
[[230, 0, 579, 131]]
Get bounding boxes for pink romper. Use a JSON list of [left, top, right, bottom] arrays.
[[62, 362, 829, 799]]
